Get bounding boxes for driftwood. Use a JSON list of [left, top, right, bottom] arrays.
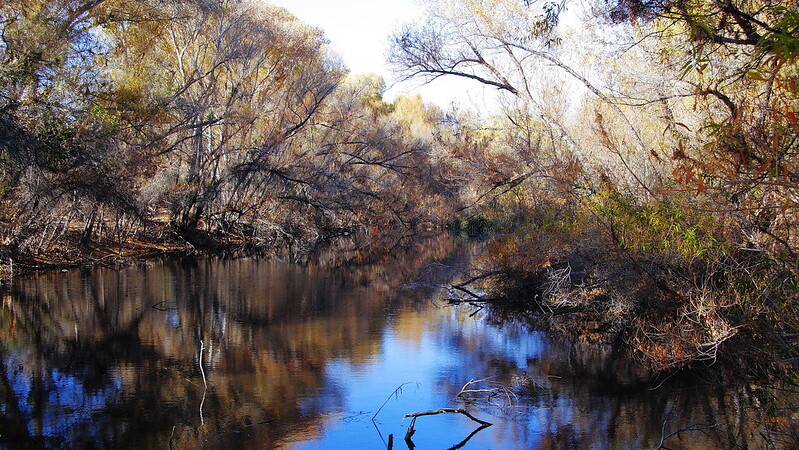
[[455, 378, 517, 407], [403, 408, 492, 445], [446, 269, 504, 303]]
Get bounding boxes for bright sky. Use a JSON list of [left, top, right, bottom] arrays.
[[266, 0, 499, 112], [267, 0, 419, 77]]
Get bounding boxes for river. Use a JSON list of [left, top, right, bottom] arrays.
[[0, 237, 786, 448]]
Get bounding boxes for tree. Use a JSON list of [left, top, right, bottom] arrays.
[[390, 0, 664, 196], [0, 0, 137, 254]]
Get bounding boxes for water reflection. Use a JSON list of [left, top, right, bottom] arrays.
[[0, 238, 790, 449]]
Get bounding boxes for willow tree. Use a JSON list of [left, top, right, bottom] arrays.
[[94, 0, 345, 245], [0, 0, 135, 254], [389, 0, 659, 205]]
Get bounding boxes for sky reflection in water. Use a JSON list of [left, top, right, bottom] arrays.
[[291, 307, 551, 449]]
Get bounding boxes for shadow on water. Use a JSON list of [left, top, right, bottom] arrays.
[[0, 235, 795, 448]]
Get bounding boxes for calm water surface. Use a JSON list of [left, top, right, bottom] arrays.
[[0, 239, 781, 448]]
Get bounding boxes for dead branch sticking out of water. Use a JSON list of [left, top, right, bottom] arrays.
[[372, 382, 419, 422], [444, 269, 504, 303], [455, 378, 518, 408], [373, 383, 419, 448], [198, 340, 208, 427], [403, 408, 492, 447], [655, 407, 719, 449]]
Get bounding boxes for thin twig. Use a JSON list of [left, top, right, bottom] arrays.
[[452, 270, 504, 289], [372, 382, 418, 421], [447, 424, 492, 450], [168, 425, 177, 450], [468, 304, 485, 317], [455, 378, 517, 406], [152, 300, 178, 311], [656, 423, 720, 449], [656, 407, 719, 450], [199, 340, 207, 427], [451, 284, 483, 300]]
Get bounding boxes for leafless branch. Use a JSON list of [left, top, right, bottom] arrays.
[[372, 382, 419, 422], [403, 408, 492, 445]]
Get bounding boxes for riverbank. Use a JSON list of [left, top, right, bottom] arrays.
[[0, 218, 430, 280], [443, 223, 799, 446], [0, 220, 278, 280], [1, 225, 190, 277], [453, 223, 799, 386]]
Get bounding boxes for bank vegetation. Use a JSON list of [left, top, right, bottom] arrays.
[[389, 0, 799, 391]]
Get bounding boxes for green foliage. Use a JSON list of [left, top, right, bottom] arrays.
[[446, 215, 493, 235], [590, 189, 725, 260], [766, 7, 799, 60]]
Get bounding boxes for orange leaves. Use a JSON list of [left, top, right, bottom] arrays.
[[787, 110, 799, 128], [672, 140, 688, 160], [755, 160, 773, 178], [669, 141, 704, 196]]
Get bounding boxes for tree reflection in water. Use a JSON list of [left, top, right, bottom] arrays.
[[0, 236, 793, 448]]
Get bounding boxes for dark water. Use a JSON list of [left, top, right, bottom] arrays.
[[0, 239, 787, 449]]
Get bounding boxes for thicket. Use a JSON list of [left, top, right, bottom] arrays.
[[389, 0, 799, 384], [0, 0, 462, 268]]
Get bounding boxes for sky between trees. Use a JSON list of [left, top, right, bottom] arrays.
[[267, 0, 501, 111]]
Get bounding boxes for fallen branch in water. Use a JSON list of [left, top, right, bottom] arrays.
[[455, 378, 517, 407], [446, 269, 504, 302], [656, 407, 719, 450], [656, 422, 719, 449], [450, 283, 483, 300], [446, 296, 503, 304], [403, 408, 492, 443]]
